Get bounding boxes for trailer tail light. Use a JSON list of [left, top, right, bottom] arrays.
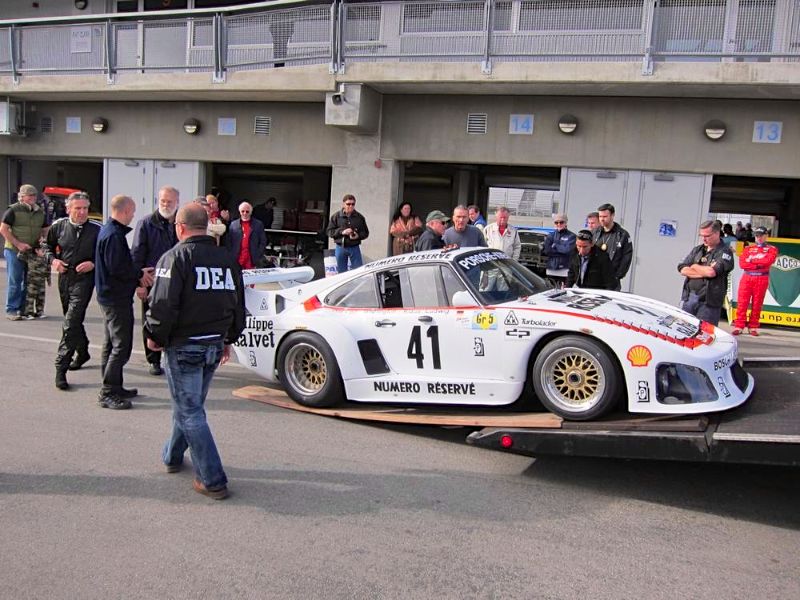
[[500, 435, 514, 449]]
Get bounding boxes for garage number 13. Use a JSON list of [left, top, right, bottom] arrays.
[[407, 325, 441, 369]]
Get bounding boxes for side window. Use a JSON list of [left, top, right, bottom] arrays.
[[403, 265, 448, 307], [377, 269, 406, 308], [440, 265, 468, 305], [324, 275, 379, 308]]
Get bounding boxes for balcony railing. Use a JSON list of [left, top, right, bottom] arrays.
[[0, 0, 797, 83]]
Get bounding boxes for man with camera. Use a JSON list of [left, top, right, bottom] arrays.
[[327, 194, 369, 273]]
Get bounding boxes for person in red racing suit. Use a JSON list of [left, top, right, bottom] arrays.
[[733, 226, 778, 336]]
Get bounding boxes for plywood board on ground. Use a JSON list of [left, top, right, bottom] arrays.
[[233, 385, 564, 428]]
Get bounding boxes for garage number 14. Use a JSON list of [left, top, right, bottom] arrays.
[[407, 325, 441, 369]]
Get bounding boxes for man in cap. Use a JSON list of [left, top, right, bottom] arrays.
[[567, 229, 615, 290], [732, 226, 778, 336], [1, 184, 47, 320], [543, 213, 576, 288], [677, 220, 734, 326], [415, 210, 450, 251], [592, 203, 633, 291]]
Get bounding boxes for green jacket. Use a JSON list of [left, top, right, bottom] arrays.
[[4, 202, 45, 250]]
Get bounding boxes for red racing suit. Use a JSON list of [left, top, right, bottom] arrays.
[[734, 242, 778, 329]]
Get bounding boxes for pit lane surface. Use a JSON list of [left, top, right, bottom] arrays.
[[0, 273, 798, 599]]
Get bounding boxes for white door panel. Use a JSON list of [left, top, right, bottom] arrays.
[[632, 172, 711, 305], [104, 158, 152, 246], [154, 160, 201, 209]]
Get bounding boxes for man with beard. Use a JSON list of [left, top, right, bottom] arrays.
[[132, 186, 179, 376], [592, 203, 633, 291], [42, 192, 101, 390]]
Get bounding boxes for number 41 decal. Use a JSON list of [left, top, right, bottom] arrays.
[[407, 325, 441, 369]]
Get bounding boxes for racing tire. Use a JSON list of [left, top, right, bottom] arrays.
[[531, 335, 621, 421], [277, 332, 344, 408]]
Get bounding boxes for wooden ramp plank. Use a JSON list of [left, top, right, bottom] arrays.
[[233, 385, 564, 428]]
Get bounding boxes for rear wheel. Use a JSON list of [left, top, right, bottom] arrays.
[[277, 332, 344, 408], [532, 335, 621, 421]]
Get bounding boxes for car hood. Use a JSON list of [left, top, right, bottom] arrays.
[[507, 288, 712, 342]]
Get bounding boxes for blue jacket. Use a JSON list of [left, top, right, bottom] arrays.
[[543, 229, 576, 271], [95, 219, 139, 306], [131, 210, 178, 274], [226, 217, 267, 267]]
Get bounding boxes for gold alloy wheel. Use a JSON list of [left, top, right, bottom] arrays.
[[539, 346, 606, 413], [285, 343, 328, 395]]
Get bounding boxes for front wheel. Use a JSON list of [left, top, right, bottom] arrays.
[[531, 335, 622, 421], [277, 332, 344, 408]]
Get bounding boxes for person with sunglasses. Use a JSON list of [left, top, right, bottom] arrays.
[[327, 194, 370, 273], [543, 213, 576, 288], [567, 229, 616, 290]]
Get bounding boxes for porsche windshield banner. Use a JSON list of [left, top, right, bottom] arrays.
[[730, 237, 800, 328]]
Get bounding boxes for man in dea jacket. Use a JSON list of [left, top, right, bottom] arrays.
[[146, 203, 245, 500]]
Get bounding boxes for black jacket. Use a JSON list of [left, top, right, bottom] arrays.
[[95, 219, 139, 306], [145, 235, 245, 347], [131, 210, 178, 274], [592, 222, 633, 282], [42, 217, 102, 280], [567, 247, 616, 290], [415, 227, 445, 251], [327, 209, 369, 247], [677, 243, 734, 308]]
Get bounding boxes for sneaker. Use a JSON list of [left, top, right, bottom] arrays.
[[6, 313, 22, 321], [192, 479, 229, 500], [749, 329, 760, 337], [24, 314, 35, 320], [731, 328, 742, 336], [118, 387, 138, 399], [68, 352, 91, 371], [165, 463, 182, 474], [148, 363, 164, 376], [34, 313, 45, 319], [98, 394, 132, 410]]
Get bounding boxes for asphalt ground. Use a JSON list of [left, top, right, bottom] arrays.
[[0, 266, 799, 599]]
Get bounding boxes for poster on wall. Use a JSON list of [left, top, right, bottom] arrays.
[[730, 237, 800, 328], [70, 27, 92, 53], [658, 220, 677, 237]]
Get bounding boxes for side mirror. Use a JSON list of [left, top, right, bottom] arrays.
[[451, 290, 479, 307]]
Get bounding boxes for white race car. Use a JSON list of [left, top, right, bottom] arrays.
[[232, 248, 754, 421]]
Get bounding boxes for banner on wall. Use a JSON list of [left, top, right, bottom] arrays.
[[730, 237, 800, 328]]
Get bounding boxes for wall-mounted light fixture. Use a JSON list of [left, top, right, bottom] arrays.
[[183, 118, 200, 135], [74, 0, 88, 10], [557, 114, 579, 135], [91, 117, 108, 133], [703, 119, 726, 141]]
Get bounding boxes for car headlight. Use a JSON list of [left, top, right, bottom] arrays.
[[656, 363, 718, 404]]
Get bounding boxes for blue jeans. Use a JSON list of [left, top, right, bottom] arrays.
[[162, 341, 227, 489], [4, 247, 27, 314], [335, 244, 363, 273]]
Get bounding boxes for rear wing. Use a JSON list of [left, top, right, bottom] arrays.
[[242, 266, 315, 288]]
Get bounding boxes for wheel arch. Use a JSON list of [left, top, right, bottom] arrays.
[[524, 330, 628, 404]]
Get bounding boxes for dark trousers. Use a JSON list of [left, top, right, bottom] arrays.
[[55, 274, 93, 372], [99, 302, 134, 396], [141, 295, 161, 366], [681, 292, 723, 327]]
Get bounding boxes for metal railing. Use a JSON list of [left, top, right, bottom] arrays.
[[0, 0, 797, 83]]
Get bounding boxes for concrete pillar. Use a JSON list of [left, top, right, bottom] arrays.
[[0, 156, 10, 211], [329, 132, 399, 262]]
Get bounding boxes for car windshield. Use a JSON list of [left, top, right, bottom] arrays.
[[454, 250, 551, 304]]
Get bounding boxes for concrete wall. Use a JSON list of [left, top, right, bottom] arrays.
[[381, 95, 800, 179], [0, 102, 347, 166]]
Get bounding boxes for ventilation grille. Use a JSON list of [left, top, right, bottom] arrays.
[[466, 113, 488, 135], [254, 116, 271, 135], [39, 116, 53, 134]]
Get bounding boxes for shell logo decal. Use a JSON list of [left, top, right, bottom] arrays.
[[627, 345, 652, 367]]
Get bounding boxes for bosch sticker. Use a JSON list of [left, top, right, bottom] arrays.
[[636, 380, 650, 402]]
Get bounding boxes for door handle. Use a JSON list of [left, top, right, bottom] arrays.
[[374, 319, 396, 327], [418, 315, 433, 322]]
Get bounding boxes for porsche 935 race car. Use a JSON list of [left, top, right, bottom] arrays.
[[232, 248, 754, 421]]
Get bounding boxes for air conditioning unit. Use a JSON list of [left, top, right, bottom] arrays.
[[0, 101, 25, 136]]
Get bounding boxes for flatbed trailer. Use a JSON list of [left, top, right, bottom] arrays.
[[467, 364, 800, 466]]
